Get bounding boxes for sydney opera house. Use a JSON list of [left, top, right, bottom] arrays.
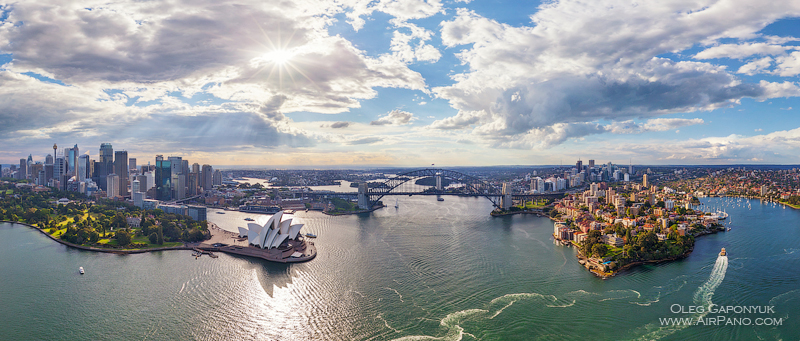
[[237, 212, 304, 249]]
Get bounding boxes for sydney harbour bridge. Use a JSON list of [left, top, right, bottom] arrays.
[[304, 168, 566, 209]]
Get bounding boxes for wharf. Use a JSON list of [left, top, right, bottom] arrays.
[[200, 223, 317, 263]]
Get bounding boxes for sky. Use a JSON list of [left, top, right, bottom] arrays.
[[1, 0, 800, 167]]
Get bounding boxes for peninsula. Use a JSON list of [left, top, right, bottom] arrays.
[[551, 177, 726, 278], [0, 180, 315, 263]]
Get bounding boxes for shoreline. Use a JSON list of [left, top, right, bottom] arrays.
[[0, 220, 316, 263], [552, 223, 723, 279], [322, 205, 384, 216], [490, 209, 547, 217]]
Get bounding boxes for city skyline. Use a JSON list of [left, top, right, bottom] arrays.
[[2, 1, 800, 166]]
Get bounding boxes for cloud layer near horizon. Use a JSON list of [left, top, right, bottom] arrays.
[[1, 0, 800, 165]]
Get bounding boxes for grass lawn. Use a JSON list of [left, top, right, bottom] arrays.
[[97, 238, 118, 246], [51, 228, 68, 238], [780, 201, 800, 209], [138, 242, 182, 249], [518, 200, 549, 209], [56, 217, 75, 227]]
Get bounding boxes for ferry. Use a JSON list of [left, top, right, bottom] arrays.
[[79, 267, 85, 275], [238, 205, 281, 214], [244, 218, 255, 221], [720, 248, 726, 256]]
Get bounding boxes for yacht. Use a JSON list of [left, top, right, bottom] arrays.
[[79, 267, 85, 275], [720, 248, 726, 256], [305, 233, 317, 238], [244, 218, 255, 221]]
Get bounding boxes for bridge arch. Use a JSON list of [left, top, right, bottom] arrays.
[[367, 168, 503, 207]]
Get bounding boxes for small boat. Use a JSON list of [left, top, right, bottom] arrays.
[[216, 211, 226, 214], [720, 248, 726, 256], [395, 199, 399, 208], [79, 267, 85, 275], [727, 227, 731, 231], [437, 197, 444, 202], [305, 233, 317, 238], [244, 218, 255, 221]]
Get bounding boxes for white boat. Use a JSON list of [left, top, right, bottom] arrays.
[[79, 267, 85, 275]]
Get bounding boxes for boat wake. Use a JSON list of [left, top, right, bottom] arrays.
[[632, 255, 728, 340]]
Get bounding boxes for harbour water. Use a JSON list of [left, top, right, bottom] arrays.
[[1, 196, 798, 340]]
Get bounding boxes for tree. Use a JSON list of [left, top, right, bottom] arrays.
[[116, 230, 131, 246], [148, 232, 159, 244], [156, 226, 164, 245], [592, 243, 609, 258]]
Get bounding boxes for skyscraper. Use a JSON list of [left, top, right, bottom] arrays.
[[643, 174, 649, 188], [588, 160, 595, 169], [78, 154, 89, 182], [155, 155, 172, 201], [96, 143, 114, 191], [106, 174, 119, 198], [45, 154, 53, 165], [26, 154, 33, 177], [201, 164, 213, 191], [136, 175, 148, 193], [54, 157, 65, 181], [212, 169, 222, 186], [129, 158, 137, 173], [576, 160, 583, 171], [18, 159, 26, 180], [99, 143, 113, 163], [68, 144, 79, 175], [114, 151, 129, 197]]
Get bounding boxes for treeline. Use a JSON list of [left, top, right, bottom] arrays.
[[0, 182, 209, 247], [580, 228, 694, 265]]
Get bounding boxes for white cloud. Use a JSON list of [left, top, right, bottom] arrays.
[[370, 109, 416, 125], [344, 0, 443, 31], [388, 20, 441, 63], [737, 57, 774, 75], [693, 43, 791, 60], [430, 1, 800, 147], [606, 118, 705, 134], [773, 51, 800, 77], [0, 0, 428, 115]]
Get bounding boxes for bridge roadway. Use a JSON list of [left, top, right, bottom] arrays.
[[303, 191, 567, 199]]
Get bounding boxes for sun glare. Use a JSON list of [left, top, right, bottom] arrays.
[[260, 49, 295, 66]]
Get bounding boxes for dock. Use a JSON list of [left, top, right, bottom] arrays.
[[193, 248, 218, 258]]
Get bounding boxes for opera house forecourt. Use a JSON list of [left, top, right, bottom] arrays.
[[201, 211, 316, 263]]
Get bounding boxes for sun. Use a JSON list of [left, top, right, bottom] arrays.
[[259, 49, 295, 66]]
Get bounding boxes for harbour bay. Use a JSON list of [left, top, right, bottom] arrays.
[[1, 196, 798, 340]]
